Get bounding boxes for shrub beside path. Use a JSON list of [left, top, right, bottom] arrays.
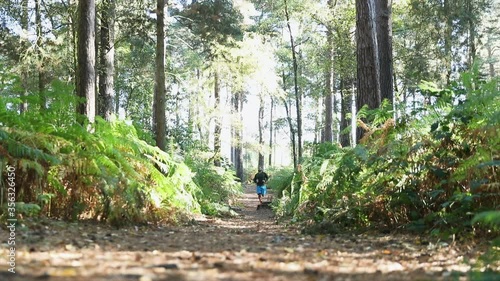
[[0, 184, 493, 280]]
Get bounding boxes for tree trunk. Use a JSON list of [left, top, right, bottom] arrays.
[[98, 0, 115, 121], [355, 0, 380, 142], [323, 68, 333, 143], [282, 71, 297, 168], [235, 90, 244, 180], [315, 97, 322, 144], [284, 0, 302, 165], [76, 0, 96, 124], [230, 93, 235, 165], [153, 0, 166, 150], [467, 0, 476, 69], [376, 0, 393, 104], [213, 70, 222, 167], [323, 1, 335, 143], [35, 0, 46, 111], [339, 79, 352, 148], [268, 97, 274, 167], [19, 0, 29, 114], [233, 90, 244, 180], [487, 45, 496, 78], [258, 92, 265, 170], [443, 0, 452, 85]]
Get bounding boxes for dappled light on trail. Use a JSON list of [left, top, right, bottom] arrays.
[[0, 185, 494, 281]]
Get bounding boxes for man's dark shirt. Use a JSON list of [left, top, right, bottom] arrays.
[[253, 172, 269, 186]]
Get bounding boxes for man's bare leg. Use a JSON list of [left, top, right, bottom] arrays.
[[258, 194, 262, 204]]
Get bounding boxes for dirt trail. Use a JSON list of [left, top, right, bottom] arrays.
[[0, 185, 492, 280]]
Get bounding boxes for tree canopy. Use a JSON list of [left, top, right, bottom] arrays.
[[0, 0, 498, 249]]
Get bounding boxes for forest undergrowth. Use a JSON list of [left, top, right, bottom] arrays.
[[0, 80, 242, 225], [269, 71, 499, 257], [0, 69, 498, 274]]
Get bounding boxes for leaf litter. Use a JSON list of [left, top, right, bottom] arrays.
[[0, 185, 496, 281]]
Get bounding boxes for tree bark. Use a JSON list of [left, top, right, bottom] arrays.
[[19, 0, 29, 114], [282, 71, 297, 168], [268, 97, 274, 167], [258, 92, 265, 170], [376, 0, 393, 104], [236, 90, 244, 180], [323, 0, 336, 143], [98, 0, 115, 121], [76, 0, 96, 124], [315, 97, 322, 144], [323, 66, 333, 143], [35, 0, 46, 111], [233, 90, 244, 180], [467, 0, 476, 68], [443, 0, 453, 85], [213, 70, 222, 167], [153, 0, 166, 150], [487, 45, 496, 78], [355, 0, 380, 142], [339, 78, 352, 147], [284, 0, 302, 165]]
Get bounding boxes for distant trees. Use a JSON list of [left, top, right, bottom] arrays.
[[0, 0, 496, 170]]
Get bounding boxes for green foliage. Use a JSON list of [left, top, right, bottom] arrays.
[[472, 211, 500, 230], [173, 0, 244, 58], [184, 151, 242, 217], [273, 70, 499, 238], [0, 98, 209, 224], [15, 202, 41, 217], [266, 166, 295, 217]]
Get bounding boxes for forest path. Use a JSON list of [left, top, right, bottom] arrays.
[[0, 185, 488, 281]]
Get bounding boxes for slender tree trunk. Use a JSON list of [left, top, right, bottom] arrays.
[[230, 93, 235, 165], [315, 97, 322, 144], [467, 0, 476, 68], [268, 97, 274, 167], [355, 0, 380, 142], [376, 0, 393, 104], [188, 85, 195, 141], [443, 0, 452, 85], [213, 70, 222, 167], [35, 0, 46, 111], [153, 0, 166, 150], [282, 71, 297, 168], [98, 0, 115, 121], [76, 0, 96, 124], [323, 74, 333, 143], [19, 0, 29, 114], [393, 71, 399, 121], [69, 0, 78, 97], [235, 90, 244, 180], [114, 77, 120, 115], [284, 0, 302, 165], [339, 78, 351, 147], [487, 45, 496, 78], [283, 98, 297, 168], [258, 92, 265, 170], [195, 68, 207, 143], [233, 90, 244, 180], [323, 4, 334, 143]]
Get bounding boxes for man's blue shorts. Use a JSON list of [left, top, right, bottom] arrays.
[[256, 185, 267, 196]]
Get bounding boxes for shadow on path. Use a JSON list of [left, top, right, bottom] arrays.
[[0, 183, 485, 281]]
